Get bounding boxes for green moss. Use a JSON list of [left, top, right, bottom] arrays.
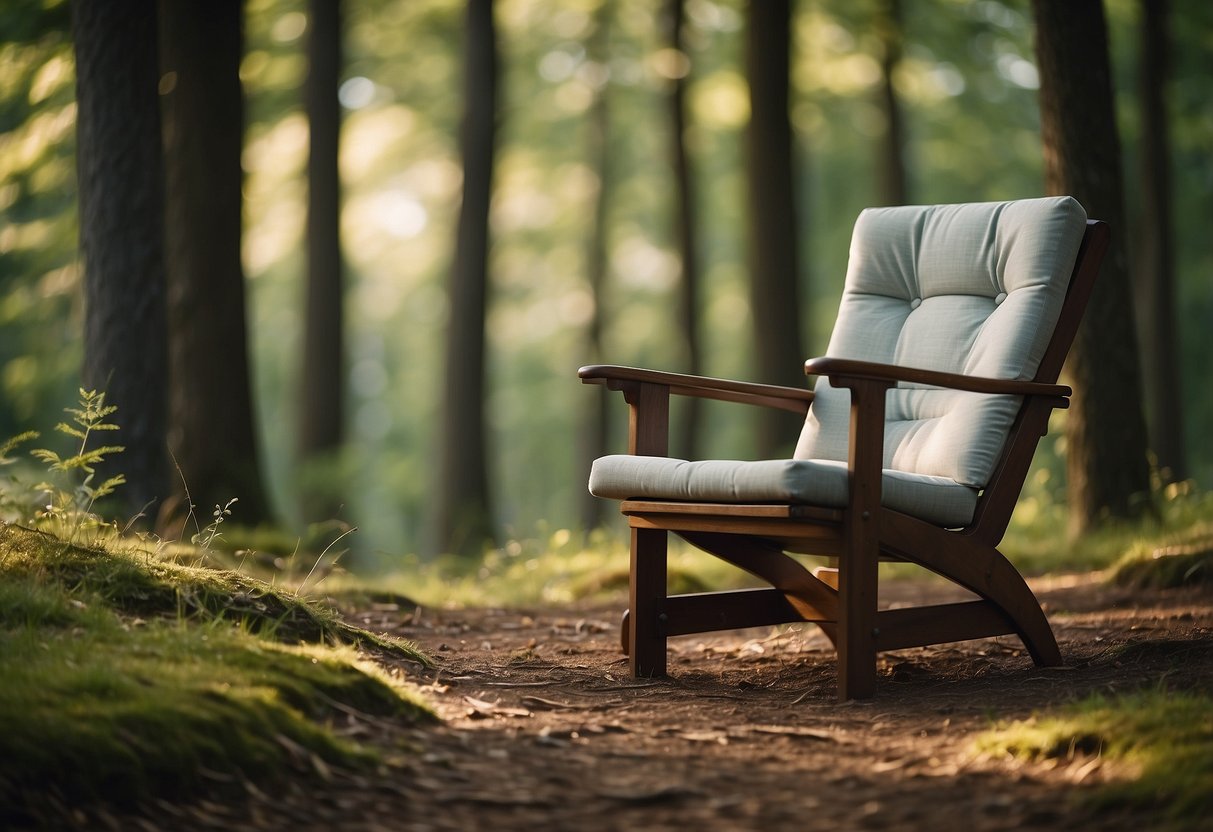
[[978, 689, 1213, 826], [0, 524, 430, 662], [1110, 538, 1213, 589], [0, 522, 435, 826], [1002, 483, 1213, 577]]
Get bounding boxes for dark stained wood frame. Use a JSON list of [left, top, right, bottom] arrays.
[[579, 219, 1109, 700]]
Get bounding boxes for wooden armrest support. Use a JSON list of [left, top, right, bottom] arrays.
[[803, 357, 1070, 403], [579, 364, 813, 415]]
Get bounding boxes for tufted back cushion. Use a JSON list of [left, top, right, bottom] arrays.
[[794, 197, 1088, 488]]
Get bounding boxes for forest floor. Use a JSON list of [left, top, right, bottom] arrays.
[[123, 572, 1211, 832]]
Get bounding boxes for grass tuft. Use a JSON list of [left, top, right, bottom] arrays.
[[1109, 537, 1213, 589], [335, 525, 766, 609], [977, 689, 1213, 825], [1003, 479, 1213, 578]]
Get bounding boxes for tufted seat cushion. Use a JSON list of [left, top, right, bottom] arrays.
[[588, 197, 1088, 528]]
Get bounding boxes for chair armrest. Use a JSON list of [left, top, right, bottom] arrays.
[[579, 364, 813, 415], [803, 357, 1070, 402]]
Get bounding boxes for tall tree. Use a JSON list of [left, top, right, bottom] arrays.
[[72, 0, 168, 521], [159, 0, 271, 528], [1134, 0, 1185, 482], [1031, 0, 1152, 536], [745, 0, 806, 457], [666, 0, 704, 460], [298, 0, 346, 520], [579, 0, 613, 533], [432, 0, 497, 556], [874, 0, 908, 206]]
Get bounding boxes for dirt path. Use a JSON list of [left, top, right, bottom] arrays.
[[132, 573, 1212, 831]]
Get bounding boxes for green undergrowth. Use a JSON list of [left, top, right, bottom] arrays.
[[0, 524, 424, 653], [1003, 480, 1213, 581], [336, 525, 769, 609], [0, 523, 434, 826], [344, 484, 1213, 610], [977, 688, 1213, 828], [1108, 522, 1213, 590]]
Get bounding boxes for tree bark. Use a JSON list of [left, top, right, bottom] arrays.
[[874, 0, 908, 207], [298, 0, 346, 520], [72, 0, 169, 522], [432, 0, 497, 556], [667, 0, 704, 461], [1134, 0, 1185, 482], [1031, 0, 1152, 536], [579, 0, 613, 534], [159, 0, 271, 528], [745, 0, 806, 458]]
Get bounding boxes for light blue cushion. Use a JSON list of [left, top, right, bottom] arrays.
[[795, 196, 1087, 488], [589, 455, 979, 528]]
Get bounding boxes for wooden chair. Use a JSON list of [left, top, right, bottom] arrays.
[[579, 197, 1108, 700]]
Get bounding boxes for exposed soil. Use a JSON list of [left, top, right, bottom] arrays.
[[86, 573, 1213, 831]]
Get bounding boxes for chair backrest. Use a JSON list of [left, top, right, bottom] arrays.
[[794, 197, 1089, 489]]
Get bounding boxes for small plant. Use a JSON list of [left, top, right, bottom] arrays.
[[0, 431, 39, 466], [192, 497, 238, 551], [0, 430, 39, 521], [28, 389, 125, 543]]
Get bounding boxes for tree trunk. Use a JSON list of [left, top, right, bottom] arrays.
[[1031, 0, 1152, 536], [159, 0, 271, 529], [667, 0, 704, 461], [874, 0, 908, 207], [746, 0, 806, 458], [72, 0, 169, 522], [432, 0, 497, 556], [1134, 0, 1185, 482], [579, 0, 613, 534], [298, 0, 346, 521]]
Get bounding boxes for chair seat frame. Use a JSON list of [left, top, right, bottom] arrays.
[[580, 220, 1109, 700]]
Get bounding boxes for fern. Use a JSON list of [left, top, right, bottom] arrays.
[[0, 431, 40, 466], [29, 389, 126, 544]]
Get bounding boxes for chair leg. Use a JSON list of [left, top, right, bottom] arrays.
[[629, 527, 667, 678], [837, 523, 879, 700]]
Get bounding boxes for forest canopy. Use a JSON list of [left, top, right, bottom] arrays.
[[1, 0, 1210, 564]]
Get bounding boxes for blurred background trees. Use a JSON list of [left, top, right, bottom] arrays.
[[745, 0, 806, 457], [1031, 0, 1152, 537], [71, 0, 168, 521], [1133, 0, 1184, 486], [159, 0, 272, 527], [432, 0, 498, 556], [2, 0, 1211, 563], [297, 0, 347, 522]]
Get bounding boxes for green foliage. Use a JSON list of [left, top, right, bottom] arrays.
[[0, 524, 430, 657], [335, 522, 764, 608], [0, 388, 130, 547], [0, 523, 433, 825], [978, 688, 1213, 825], [5, 0, 1213, 560], [0, 0, 81, 441], [31, 388, 125, 523], [1108, 496, 1213, 587], [0, 429, 38, 519], [999, 473, 1213, 584]]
